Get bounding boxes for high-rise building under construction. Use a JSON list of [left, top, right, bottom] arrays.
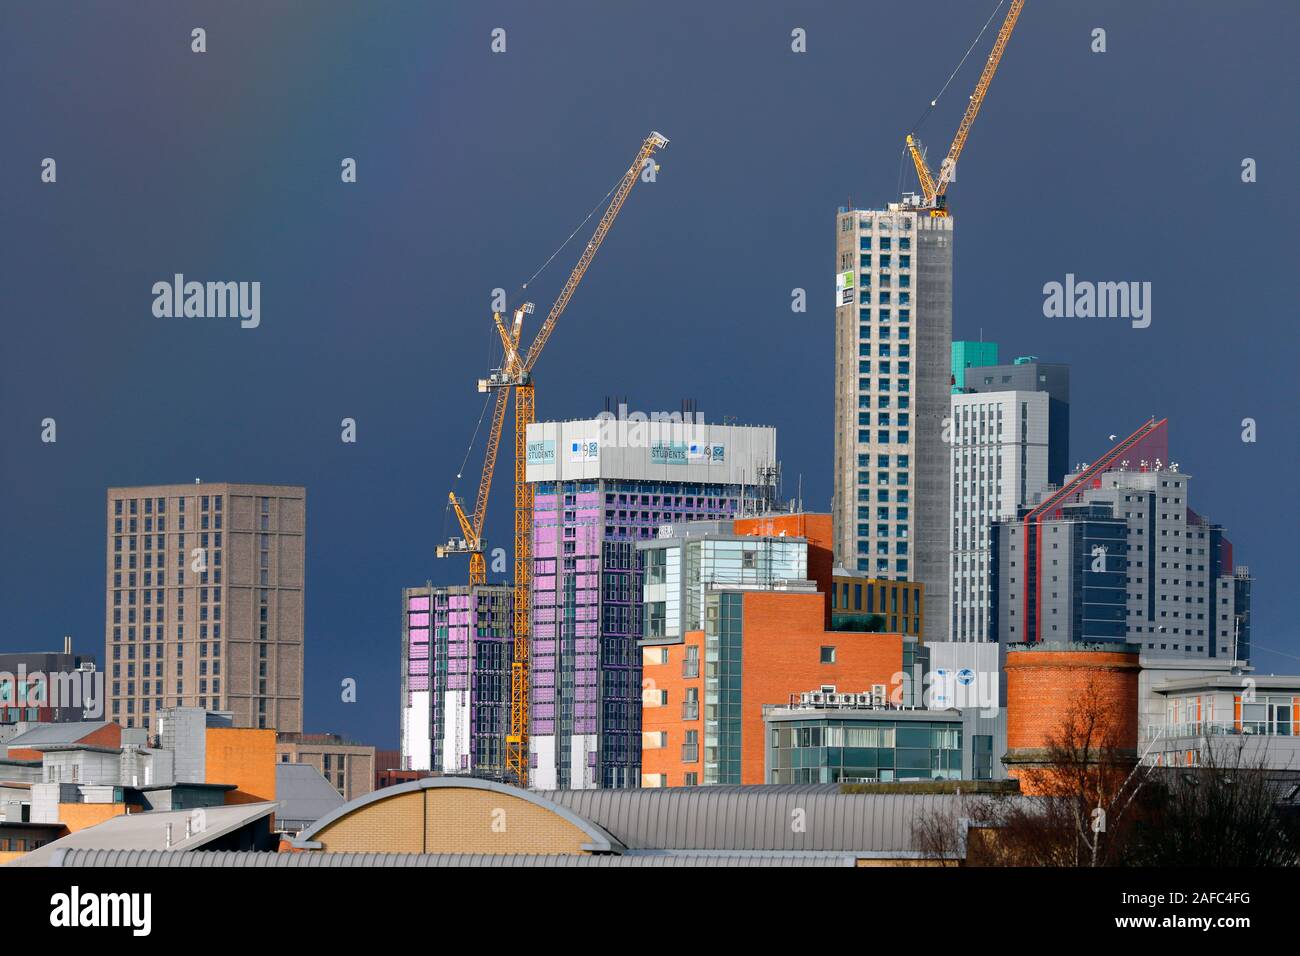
[[833, 203, 953, 641], [525, 412, 778, 789]]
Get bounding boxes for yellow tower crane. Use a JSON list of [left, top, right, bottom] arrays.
[[446, 131, 668, 787], [438, 303, 532, 586], [906, 0, 1025, 216], [439, 389, 508, 586]]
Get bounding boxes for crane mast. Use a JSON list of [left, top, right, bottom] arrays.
[[490, 131, 669, 787], [438, 295, 532, 587]]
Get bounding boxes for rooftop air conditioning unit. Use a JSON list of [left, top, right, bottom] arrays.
[[810, 693, 826, 706]]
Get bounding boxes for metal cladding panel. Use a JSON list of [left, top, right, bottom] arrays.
[[525, 418, 776, 485], [913, 216, 955, 642], [53, 849, 854, 867], [543, 787, 979, 853]]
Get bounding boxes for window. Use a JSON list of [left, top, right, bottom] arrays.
[[682, 730, 699, 763], [682, 687, 699, 721], [820, 646, 837, 664], [682, 645, 700, 679]]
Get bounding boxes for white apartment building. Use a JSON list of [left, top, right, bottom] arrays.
[[948, 391, 1049, 641]]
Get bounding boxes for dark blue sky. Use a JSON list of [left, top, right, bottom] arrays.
[[3, 1, 1297, 748]]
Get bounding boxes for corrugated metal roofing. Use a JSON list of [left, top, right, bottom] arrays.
[[541, 787, 973, 854], [51, 849, 855, 867]]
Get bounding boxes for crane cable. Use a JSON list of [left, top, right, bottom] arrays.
[[443, 154, 627, 543], [442, 323, 498, 542], [909, 0, 1005, 135], [514, 171, 623, 299]]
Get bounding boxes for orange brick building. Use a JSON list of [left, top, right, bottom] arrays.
[[206, 726, 277, 804], [1003, 643, 1140, 794], [733, 513, 835, 595], [639, 514, 906, 787]]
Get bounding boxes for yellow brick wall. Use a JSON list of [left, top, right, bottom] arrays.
[[313, 791, 426, 853], [422, 789, 589, 855], [310, 787, 593, 855]]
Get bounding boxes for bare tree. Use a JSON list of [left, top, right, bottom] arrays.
[[1123, 738, 1300, 866], [911, 801, 967, 866], [973, 681, 1299, 866], [1009, 676, 1144, 865]]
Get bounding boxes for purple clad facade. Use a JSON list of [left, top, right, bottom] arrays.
[[526, 412, 778, 789], [400, 583, 512, 776]]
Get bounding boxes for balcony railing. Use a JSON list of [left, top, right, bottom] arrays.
[[1143, 720, 1291, 742]]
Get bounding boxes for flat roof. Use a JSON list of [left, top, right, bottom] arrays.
[[28, 744, 122, 755], [8, 802, 276, 867], [766, 706, 964, 723], [1154, 674, 1300, 694]]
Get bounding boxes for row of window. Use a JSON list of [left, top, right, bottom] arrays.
[[855, 558, 910, 574], [858, 454, 910, 468], [857, 430, 912, 446], [114, 495, 222, 516], [857, 235, 912, 249]]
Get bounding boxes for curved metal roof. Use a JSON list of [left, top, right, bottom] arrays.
[[292, 776, 623, 853], [288, 777, 997, 858], [543, 786, 973, 854]]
